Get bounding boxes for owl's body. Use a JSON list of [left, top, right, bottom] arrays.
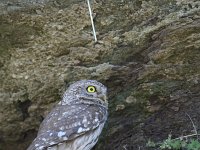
[[47, 123, 105, 150], [28, 80, 108, 150]]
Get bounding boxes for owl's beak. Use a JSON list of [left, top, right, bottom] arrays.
[[98, 94, 107, 102]]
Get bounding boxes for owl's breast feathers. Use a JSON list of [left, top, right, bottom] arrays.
[[27, 103, 107, 150]]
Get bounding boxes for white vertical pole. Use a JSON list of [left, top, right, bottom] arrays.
[[86, 0, 97, 42]]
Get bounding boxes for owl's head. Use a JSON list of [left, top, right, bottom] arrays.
[[63, 80, 108, 106]]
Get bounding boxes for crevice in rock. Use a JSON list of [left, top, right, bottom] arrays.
[[16, 99, 31, 121]]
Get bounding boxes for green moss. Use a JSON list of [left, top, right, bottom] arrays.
[[147, 135, 200, 150], [131, 81, 180, 102]]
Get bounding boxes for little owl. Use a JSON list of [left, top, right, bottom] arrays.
[[27, 80, 108, 150]]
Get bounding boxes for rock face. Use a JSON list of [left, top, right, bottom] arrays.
[[0, 0, 49, 14], [0, 0, 200, 150]]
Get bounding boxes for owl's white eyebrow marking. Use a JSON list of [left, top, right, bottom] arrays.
[[58, 131, 66, 137]]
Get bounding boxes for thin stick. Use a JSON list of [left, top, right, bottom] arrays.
[[123, 144, 128, 150], [86, 0, 97, 42], [186, 112, 198, 139], [173, 133, 200, 140]]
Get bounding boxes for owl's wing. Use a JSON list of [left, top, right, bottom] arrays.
[[27, 103, 107, 150]]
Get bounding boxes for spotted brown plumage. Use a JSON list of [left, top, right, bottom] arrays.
[[27, 80, 108, 150]]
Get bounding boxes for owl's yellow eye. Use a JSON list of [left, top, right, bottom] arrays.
[[87, 86, 96, 93]]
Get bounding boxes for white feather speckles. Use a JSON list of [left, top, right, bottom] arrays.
[[74, 121, 81, 127], [58, 131, 66, 138], [59, 126, 65, 130], [77, 127, 83, 133], [49, 133, 53, 136], [49, 141, 56, 145], [93, 118, 99, 124], [63, 137, 68, 140], [82, 116, 88, 124], [67, 121, 80, 128], [77, 127, 89, 133], [89, 113, 92, 119], [38, 146, 44, 149], [63, 112, 68, 116], [77, 122, 81, 126]]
